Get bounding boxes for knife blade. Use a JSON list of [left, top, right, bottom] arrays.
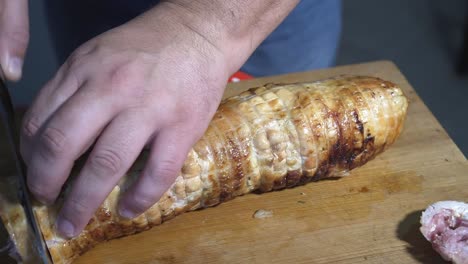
[[0, 67, 52, 263]]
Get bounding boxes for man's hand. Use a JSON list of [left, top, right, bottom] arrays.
[[21, 1, 298, 238], [21, 5, 229, 238], [0, 0, 29, 81]]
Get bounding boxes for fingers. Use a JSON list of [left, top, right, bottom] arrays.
[[0, 0, 29, 81], [20, 47, 92, 162], [21, 68, 83, 162], [56, 110, 155, 238], [26, 85, 117, 204], [118, 126, 196, 219]]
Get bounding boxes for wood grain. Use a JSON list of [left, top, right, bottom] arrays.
[[2, 61, 467, 264]]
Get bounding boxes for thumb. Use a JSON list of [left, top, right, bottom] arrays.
[[0, 0, 29, 81]]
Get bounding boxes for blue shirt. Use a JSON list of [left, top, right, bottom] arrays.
[[45, 0, 341, 76]]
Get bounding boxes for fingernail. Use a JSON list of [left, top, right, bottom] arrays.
[[119, 206, 136, 220], [56, 217, 76, 238], [7, 56, 22, 79]]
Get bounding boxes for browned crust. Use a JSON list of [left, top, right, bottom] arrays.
[[26, 75, 408, 264]]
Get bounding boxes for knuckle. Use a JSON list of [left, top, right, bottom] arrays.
[[75, 42, 98, 57], [62, 68, 82, 92], [38, 126, 67, 159], [107, 62, 142, 91], [27, 180, 54, 203], [89, 148, 123, 177], [65, 50, 86, 71], [21, 116, 40, 139], [67, 197, 91, 216], [152, 159, 180, 181]]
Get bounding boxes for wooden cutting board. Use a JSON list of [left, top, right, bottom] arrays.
[[2, 61, 467, 263]]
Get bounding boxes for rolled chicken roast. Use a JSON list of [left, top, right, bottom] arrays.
[[0, 76, 408, 263], [420, 201, 468, 264]]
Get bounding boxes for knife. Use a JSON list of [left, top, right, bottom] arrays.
[[0, 67, 52, 263]]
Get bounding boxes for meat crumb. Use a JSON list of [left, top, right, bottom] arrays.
[[253, 209, 273, 219]]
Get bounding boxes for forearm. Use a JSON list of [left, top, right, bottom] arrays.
[[144, 0, 300, 74]]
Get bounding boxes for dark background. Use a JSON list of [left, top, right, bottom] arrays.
[[1, 1, 467, 263], [8, 0, 468, 155]]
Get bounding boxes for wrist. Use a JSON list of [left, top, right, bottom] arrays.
[[155, 1, 251, 74]]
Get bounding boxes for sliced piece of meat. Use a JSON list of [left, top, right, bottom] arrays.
[[420, 201, 468, 264]]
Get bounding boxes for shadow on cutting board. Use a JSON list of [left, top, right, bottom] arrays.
[[397, 210, 448, 264]]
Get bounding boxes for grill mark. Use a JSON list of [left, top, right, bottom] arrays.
[[352, 110, 364, 135], [346, 89, 368, 145], [327, 112, 346, 166], [305, 92, 333, 181], [364, 84, 391, 152], [218, 174, 230, 201], [287, 91, 318, 185], [326, 92, 356, 174], [348, 110, 365, 167], [364, 133, 375, 148], [352, 81, 381, 158], [382, 85, 399, 147], [221, 105, 253, 196], [338, 85, 367, 169], [349, 82, 379, 164], [308, 81, 365, 180], [226, 102, 261, 193], [285, 170, 302, 187], [311, 162, 327, 181], [207, 119, 232, 203], [226, 137, 244, 194], [353, 132, 376, 168], [293, 86, 324, 181]]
